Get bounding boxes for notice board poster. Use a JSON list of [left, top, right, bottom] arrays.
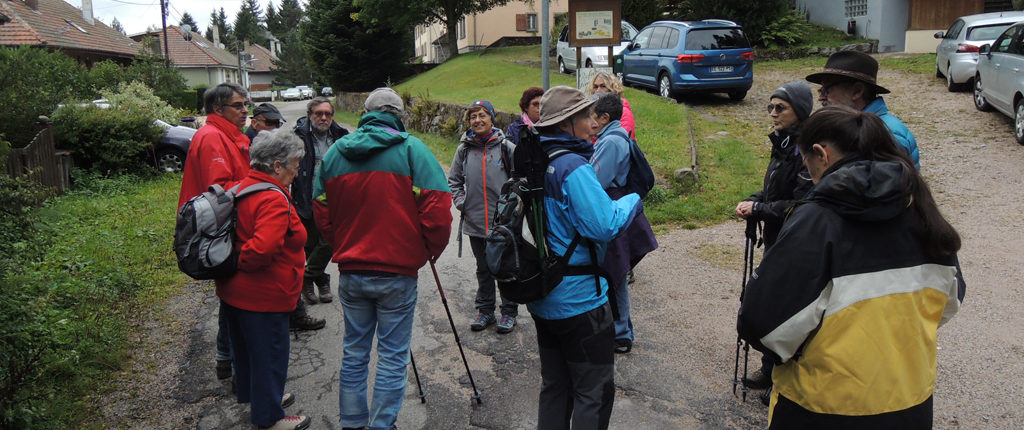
[[575, 11, 614, 40], [568, 0, 621, 47]]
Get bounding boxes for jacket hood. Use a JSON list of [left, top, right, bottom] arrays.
[[540, 131, 594, 159], [333, 111, 408, 161], [460, 127, 506, 147], [805, 156, 911, 222]]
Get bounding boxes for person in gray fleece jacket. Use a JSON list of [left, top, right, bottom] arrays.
[[447, 100, 519, 334]]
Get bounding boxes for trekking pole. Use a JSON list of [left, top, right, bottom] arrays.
[[409, 350, 426, 404], [733, 219, 758, 401], [427, 258, 483, 404]]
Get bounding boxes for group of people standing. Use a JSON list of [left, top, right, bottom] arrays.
[[175, 48, 965, 430]]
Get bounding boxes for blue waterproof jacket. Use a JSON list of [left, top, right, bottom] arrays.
[[863, 97, 920, 169], [526, 131, 641, 320]]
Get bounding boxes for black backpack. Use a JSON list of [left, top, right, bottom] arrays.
[[174, 182, 287, 280], [484, 125, 604, 303], [608, 127, 656, 199]]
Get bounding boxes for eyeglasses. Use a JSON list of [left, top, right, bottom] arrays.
[[817, 81, 847, 97], [223, 101, 250, 111], [312, 110, 333, 118], [766, 103, 789, 114]]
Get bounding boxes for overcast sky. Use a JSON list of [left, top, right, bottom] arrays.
[[64, 0, 288, 36]]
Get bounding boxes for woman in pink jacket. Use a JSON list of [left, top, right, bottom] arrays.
[[586, 71, 635, 139]]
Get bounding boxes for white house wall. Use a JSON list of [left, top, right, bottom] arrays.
[[797, 0, 909, 52]]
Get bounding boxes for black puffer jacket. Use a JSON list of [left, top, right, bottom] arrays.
[[293, 117, 348, 219], [744, 127, 812, 248]]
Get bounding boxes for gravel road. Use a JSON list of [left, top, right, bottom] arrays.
[[95, 57, 1024, 429]]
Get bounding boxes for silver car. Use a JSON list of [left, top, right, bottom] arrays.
[[556, 21, 638, 73], [974, 21, 1024, 145], [935, 11, 1024, 91]]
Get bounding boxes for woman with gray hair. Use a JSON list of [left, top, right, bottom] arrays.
[[216, 128, 312, 430]]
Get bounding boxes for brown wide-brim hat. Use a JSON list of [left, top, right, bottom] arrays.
[[806, 51, 890, 95], [534, 86, 596, 128]]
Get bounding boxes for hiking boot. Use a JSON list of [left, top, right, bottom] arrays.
[[301, 279, 318, 305], [760, 386, 772, 406], [470, 313, 496, 331], [315, 276, 334, 303], [281, 392, 295, 408], [614, 338, 632, 354], [215, 359, 232, 380], [496, 314, 516, 334], [290, 315, 326, 331], [742, 368, 772, 390], [258, 415, 310, 430], [627, 269, 635, 284]]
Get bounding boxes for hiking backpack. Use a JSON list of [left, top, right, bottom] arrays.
[[174, 182, 287, 280], [484, 125, 604, 304], [608, 128, 656, 199]]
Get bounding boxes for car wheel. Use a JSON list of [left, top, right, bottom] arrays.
[[728, 89, 748, 101], [558, 57, 569, 74], [936, 64, 943, 78], [946, 64, 959, 92], [974, 74, 993, 112], [658, 73, 673, 99], [1015, 99, 1024, 145], [156, 148, 185, 173]]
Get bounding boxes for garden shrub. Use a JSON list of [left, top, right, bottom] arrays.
[[52, 104, 163, 175], [759, 9, 812, 49], [99, 81, 182, 124], [0, 46, 88, 147]]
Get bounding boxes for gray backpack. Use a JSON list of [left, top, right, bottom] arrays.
[[174, 182, 286, 280]]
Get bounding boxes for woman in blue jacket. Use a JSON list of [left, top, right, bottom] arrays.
[[529, 86, 641, 430]]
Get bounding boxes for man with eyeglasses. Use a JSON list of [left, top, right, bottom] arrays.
[[806, 51, 920, 169], [245, 103, 285, 141], [293, 97, 349, 305], [178, 82, 256, 382]]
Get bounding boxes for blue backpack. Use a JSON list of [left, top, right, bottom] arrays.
[[608, 128, 655, 199]]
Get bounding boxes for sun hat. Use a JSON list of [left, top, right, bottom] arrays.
[[770, 81, 814, 121], [534, 86, 596, 128], [252, 103, 284, 121], [805, 51, 890, 95], [364, 87, 405, 114]]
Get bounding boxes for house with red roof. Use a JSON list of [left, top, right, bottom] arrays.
[[131, 25, 251, 89], [244, 40, 279, 91], [0, 0, 137, 65]]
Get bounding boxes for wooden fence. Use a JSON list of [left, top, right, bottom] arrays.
[[4, 122, 71, 195]]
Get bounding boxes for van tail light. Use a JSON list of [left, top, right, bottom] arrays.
[[956, 43, 980, 53], [676, 54, 705, 63], [740, 52, 754, 61]]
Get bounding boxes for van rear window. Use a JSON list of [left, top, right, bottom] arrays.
[[684, 28, 750, 50]]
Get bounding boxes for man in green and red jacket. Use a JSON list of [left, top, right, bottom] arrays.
[[312, 87, 451, 430]]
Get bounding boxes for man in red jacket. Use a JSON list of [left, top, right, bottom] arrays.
[[178, 83, 251, 382]]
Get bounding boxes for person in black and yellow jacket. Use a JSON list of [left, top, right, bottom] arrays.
[[738, 105, 966, 428]]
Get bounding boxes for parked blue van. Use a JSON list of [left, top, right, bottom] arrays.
[[620, 19, 753, 101]]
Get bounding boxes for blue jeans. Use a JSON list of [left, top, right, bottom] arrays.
[[337, 272, 417, 430], [613, 275, 634, 343]]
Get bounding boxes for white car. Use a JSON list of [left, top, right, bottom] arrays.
[[296, 85, 314, 99], [282, 88, 302, 101], [934, 11, 1024, 91], [556, 20, 639, 73], [974, 20, 1024, 145]]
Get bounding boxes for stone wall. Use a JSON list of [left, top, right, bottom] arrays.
[[335, 91, 518, 138]]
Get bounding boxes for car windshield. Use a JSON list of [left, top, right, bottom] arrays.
[[622, 22, 638, 41], [684, 28, 750, 50], [967, 23, 1015, 41]]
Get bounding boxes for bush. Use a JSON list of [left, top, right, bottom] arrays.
[[52, 104, 163, 175], [0, 47, 88, 147], [100, 81, 182, 124], [759, 9, 812, 49], [669, 0, 793, 47]]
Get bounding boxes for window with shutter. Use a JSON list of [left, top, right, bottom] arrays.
[[516, 14, 527, 31]]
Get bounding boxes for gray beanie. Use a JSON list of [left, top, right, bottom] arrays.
[[770, 81, 813, 121]]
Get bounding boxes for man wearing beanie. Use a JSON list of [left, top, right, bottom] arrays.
[[313, 87, 452, 430], [734, 81, 815, 405]]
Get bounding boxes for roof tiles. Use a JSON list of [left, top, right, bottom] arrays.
[[0, 0, 137, 57]]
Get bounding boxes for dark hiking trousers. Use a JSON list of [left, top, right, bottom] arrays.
[[301, 216, 332, 285], [470, 236, 518, 316], [533, 302, 615, 430]]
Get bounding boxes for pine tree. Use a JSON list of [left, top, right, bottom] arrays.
[[205, 8, 235, 51], [110, 17, 126, 35], [234, 0, 267, 47], [178, 11, 199, 33], [265, 1, 281, 37]]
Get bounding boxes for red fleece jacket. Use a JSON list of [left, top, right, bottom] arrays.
[[177, 114, 251, 209]]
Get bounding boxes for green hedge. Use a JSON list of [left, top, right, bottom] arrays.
[[52, 106, 163, 175]]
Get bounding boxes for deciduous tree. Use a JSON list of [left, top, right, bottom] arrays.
[[355, 0, 510, 60]]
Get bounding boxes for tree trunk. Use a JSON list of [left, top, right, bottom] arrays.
[[445, 12, 460, 60]]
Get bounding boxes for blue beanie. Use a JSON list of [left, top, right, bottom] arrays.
[[468, 100, 495, 120]]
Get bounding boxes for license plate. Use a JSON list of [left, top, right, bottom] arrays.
[[711, 65, 733, 73]]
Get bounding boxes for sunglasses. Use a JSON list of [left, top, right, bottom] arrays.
[[312, 110, 334, 118], [766, 103, 789, 114]]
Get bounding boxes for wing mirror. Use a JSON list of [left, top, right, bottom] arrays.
[[933, 31, 945, 39], [980, 44, 991, 55]]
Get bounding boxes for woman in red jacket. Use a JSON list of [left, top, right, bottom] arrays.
[[217, 128, 311, 430]]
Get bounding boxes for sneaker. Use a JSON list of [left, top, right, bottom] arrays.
[[289, 315, 326, 331], [258, 415, 310, 430], [215, 359, 232, 380], [742, 368, 772, 390], [301, 279, 318, 305], [614, 338, 632, 354], [496, 314, 516, 334], [470, 313, 496, 331], [281, 392, 294, 408]]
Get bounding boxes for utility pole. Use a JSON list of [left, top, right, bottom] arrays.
[[237, 40, 244, 86], [159, 0, 170, 67], [541, 0, 550, 89]]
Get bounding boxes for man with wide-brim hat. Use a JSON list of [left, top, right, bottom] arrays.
[[527, 85, 642, 430], [806, 51, 920, 168]]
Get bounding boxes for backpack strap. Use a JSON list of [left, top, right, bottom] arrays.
[[233, 182, 293, 219]]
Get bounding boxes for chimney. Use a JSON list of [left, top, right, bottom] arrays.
[[80, 0, 94, 25], [212, 26, 221, 48], [25, 0, 38, 10]]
